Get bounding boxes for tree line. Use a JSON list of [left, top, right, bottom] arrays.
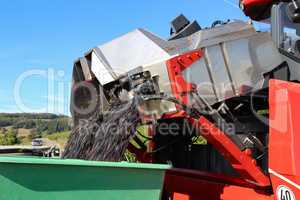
[[0, 113, 71, 142]]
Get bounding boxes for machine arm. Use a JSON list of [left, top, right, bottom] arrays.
[[188, 116, 271, 187]]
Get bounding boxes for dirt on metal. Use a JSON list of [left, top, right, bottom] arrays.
[[63, 99, 140, 161]]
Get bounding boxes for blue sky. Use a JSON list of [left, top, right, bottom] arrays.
[[0, 0, 258, 115]]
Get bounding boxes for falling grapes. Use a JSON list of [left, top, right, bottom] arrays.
[[62, 98, 140, 161]]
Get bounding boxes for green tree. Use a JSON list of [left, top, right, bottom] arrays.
[[0, 128, 19, 145], [29, 128, 41, 140]]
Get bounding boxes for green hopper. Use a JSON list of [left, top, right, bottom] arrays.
[[0, 156, 170, 200]]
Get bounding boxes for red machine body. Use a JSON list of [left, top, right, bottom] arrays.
[[129, 46, 300, 199], [269, 80, 300, 200], [161, 79, 300, 200], [165, 51, 271, 188], [126, 44, 300, 199], [240, 0, 274, 20]]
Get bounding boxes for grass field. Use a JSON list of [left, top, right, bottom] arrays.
[[42, 131, 70, 148]]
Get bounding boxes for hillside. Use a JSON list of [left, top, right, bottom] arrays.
[[0, 113, 71, 148]]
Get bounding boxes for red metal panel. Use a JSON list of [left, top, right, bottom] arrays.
[[269, 79, 300, 200], [165, 168, 272, 200], [220, 185, 273, 200]]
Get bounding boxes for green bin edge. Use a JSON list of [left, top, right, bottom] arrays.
[[0, 156, 171, 170]]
